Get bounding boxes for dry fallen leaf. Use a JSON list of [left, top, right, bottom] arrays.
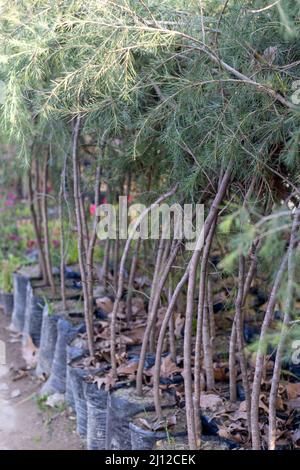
[[160, 355, 182, 378], [174, 313, 185, 338], [286, 383, 300, 400], [117, 334, 134, 345], [117, 361, 138, 376], [138, 414, 177, 432], [138, 418, 153, 430], [218, 426, 233, 440], [153, 414, 177, 431], [287, 398, 300, 410], [93, 371, 116, 391], [12, 369, 28, 381], [228, 409, 248, 422], [131, 297, 145, 315], [95, 296, 113, 313], [258, 393, 270, 414], [213, 362, 228, 382], [200, 393, 223, 411], [127, 325, 145, 344]]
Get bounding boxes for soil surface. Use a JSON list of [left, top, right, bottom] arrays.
[[0, 309, 82, 450]]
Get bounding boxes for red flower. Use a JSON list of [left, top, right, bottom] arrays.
[[27, 239, 36, 249], [52, 239, 60, 249], [9, 234, 21, 242]]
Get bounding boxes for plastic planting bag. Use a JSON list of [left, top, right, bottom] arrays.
[[84, 381, 108, 450], [22, 283, 45, 347], [66, 346, 87, 411], [10, 264, 41, 332], [69, 363, 106, 440], [105, 387, 175, 450], [40, 319, 85, 396], [36, 305, 61, 377], [129, 421, 186, 451], [10, 273, 30, 331], [2, 292, 14, 317], [69, 366, 90, 439]]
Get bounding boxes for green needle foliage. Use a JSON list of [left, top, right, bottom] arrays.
[[1, 0, 300, 199]]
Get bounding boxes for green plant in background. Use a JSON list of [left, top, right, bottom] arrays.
[[94, 243, 104, 263], [43, 298, 55, 316], [0, 254, 22, 293], [65, 234, 78, 266]]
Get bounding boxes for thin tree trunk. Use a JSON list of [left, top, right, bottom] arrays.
[[34, 158, 43, 240], [235, 254, 251, 436], [79, 190, 89, 258], [102, 238, 110, 286], [126, 238, 141, 326], [184, 164, 233, 449], [202, 290, 215, 390], [229, 187, 258, 403], [229, 323, 237, 402], [110, 185, 178, 376], [242, 240, 260, 306], [27, 166, 47, 282], [153, 167, 231, 421], [59, 153, 67, 310], [41, 152, 56, 295], [207, 277, 216, 349], [168, 278, 176, 362], [150, 238, 169, 353], [72, 116, 94, 357], [86, 134, 106, 346], [136, 240, 181, 394], [251, 251, 288, 449], [154, 267, 190, 420], [194, 218, 217, 439], [148, 236, 165, 314], [113, 234, 120, 291], [268, 209, 300, 450]]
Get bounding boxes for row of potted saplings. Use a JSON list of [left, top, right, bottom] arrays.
[[4, 265, 186, 451]]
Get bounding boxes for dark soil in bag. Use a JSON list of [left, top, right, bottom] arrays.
[[129, 408, 187, 451], [23, 279, 83, 348]]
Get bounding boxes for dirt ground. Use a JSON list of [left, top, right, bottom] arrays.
[[0, 310, 82, 450]]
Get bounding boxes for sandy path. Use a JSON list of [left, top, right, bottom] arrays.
[[0, 311, 82, 450]]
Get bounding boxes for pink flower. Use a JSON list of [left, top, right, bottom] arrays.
[[127, 195, 134, 204], [4, 199, 14, 207], [7, 192, 17, 201], [90, 204, 96, 216]]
